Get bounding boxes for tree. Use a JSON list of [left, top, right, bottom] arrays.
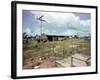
[[74, 35, 79, 39], [23, 32, 29, 44]]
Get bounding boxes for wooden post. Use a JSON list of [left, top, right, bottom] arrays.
[[62, 46, 65, 58], [71, 56, 73, 67], [53, 36, 55, 54]]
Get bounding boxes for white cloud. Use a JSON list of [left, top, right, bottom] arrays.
[[29, 11, 90, 36], [24, 28, 31, 34]]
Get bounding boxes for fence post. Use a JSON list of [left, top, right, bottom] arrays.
[[62, 46, 65, 58], [71, 56, 73, 67]]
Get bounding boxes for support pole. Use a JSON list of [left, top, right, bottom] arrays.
[[71, 56, 73, 67]]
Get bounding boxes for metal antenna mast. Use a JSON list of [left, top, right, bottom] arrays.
[[37, 15, 46, 36]]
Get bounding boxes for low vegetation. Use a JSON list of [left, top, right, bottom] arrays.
[[23, 38, 91, 69]]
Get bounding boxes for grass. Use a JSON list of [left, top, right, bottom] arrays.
[[23, 38, 91, 68]]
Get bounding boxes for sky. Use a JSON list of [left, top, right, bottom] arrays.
[[22, 10, 91, 37]]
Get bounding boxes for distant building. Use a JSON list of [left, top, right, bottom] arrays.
[[47, 35, 67, 41], [35, 33, 48, 42], [35, 33, 76, 42]]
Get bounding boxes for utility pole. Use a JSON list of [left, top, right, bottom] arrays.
[[37, 15, 46, 36]]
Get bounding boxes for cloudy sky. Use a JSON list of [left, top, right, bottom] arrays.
[[22, 10, 91, 36]]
